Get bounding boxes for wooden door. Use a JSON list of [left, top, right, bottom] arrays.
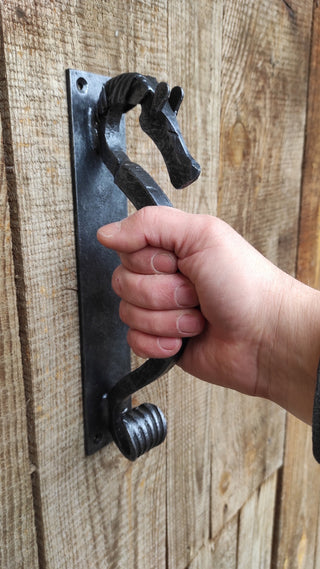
[[1, 1, 319, 568]]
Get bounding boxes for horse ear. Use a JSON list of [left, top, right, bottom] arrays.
[[169, 86, 184, 114], [151, 82, 170, 113]]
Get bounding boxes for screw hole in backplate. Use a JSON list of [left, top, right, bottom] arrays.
[[76, 77, 88, 94], [93, 432, 103, 445]]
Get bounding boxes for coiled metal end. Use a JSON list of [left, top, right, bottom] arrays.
[[112, 403, 167, 461]]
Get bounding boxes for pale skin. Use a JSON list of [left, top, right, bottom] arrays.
[[97, 206, 320, 425]]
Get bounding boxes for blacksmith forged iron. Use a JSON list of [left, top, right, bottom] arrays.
[[67, 69, 200, 460]]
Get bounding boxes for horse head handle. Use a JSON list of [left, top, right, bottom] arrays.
[[95, 72, 201, 192], [139, 79, 201, 188]]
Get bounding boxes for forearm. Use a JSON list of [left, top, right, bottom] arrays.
[[259, 276, 320, 424]]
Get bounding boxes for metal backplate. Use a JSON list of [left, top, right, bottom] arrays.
[[66, 69, 130, 455]]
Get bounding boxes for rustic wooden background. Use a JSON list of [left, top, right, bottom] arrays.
[[1, 1, 320, 568]]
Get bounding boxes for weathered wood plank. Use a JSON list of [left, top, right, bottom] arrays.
[[187, 472, 278, 569], [166, 2, 222, 568], [273, 420, 320, 569], [211, 392, 285, 538], [297, 3, 320, 289], [238, 472, 277, 569], [272, 4, 320, 568], [1, 1, 170, 567], [0, 111, 39, 565], [187, 516, 238, 569], [219, 0, 312, 269], [211, 0, 313, 538]]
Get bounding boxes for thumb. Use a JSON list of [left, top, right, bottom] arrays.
[[97, 206, 211, 258]]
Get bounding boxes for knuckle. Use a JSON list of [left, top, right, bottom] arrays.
[[118, 301, 127, 322], [128, 330, 149, 358], [111, 267, 122, 295]]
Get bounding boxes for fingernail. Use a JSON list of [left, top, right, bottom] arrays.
[[177, 314, 199, 334], [175, 284, 196, 307], [151, 252, 177, 273], [97, 221, 121, 240], [158, 337, 180, 352]]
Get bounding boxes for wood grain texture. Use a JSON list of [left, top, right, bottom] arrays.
[[210, 392, 285, 538], [297, 2, 320, 289], [273, 5, 320, 568], [272, 420, 320, 569], [187, 516, 238, 569], [238, 472, 277, 569], [0, 117, 39, 565], [165, 2, 222, 568], [0, 1, 226, 567], [1, 2, 170, 567], [219, 0, 313, 269], [186, 472, 277, 569], [210, 0, 313, 539]]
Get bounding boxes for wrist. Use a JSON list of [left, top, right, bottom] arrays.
[[258, 275, 320, 424]]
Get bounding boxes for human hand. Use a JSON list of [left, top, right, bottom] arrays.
[[97, 206, 320, 423]]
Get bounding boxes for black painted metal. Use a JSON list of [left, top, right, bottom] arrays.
[[95, 73, 200, 200], [67, 69, 130, 455], [67, 69, 200, 460], [102, 348, 187, 460]]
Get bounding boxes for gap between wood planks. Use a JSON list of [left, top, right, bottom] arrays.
[[0, 7, 45, 568]]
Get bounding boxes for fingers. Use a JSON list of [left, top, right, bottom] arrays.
[[97, 207, 210, 360], [119, 301, 205, 338], [112, 265, 198, 310], [127, 330, 183, 359], [97, 206, 212, 258], [119, 247, 178, 275]]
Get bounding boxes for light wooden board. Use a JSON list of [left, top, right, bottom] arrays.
[[165, 2, 222, 568], [1, 2, 170, 567], [210, 391, 285, 537], [237, 472, 277, 569], [188, 516, 238, 569], [0, 110, 39, 565], [273, 6, 320, 568], [218, 0, 313, 272], [297, 2, 320, 289], [186, 472, 277, 569], [273, 419, 320, 569], [210, 0, 313, 538], [0, 1, 225, 567]]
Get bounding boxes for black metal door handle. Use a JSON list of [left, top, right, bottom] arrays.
[[66, 70, 200, 460], [96, 73, 200, 460]]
